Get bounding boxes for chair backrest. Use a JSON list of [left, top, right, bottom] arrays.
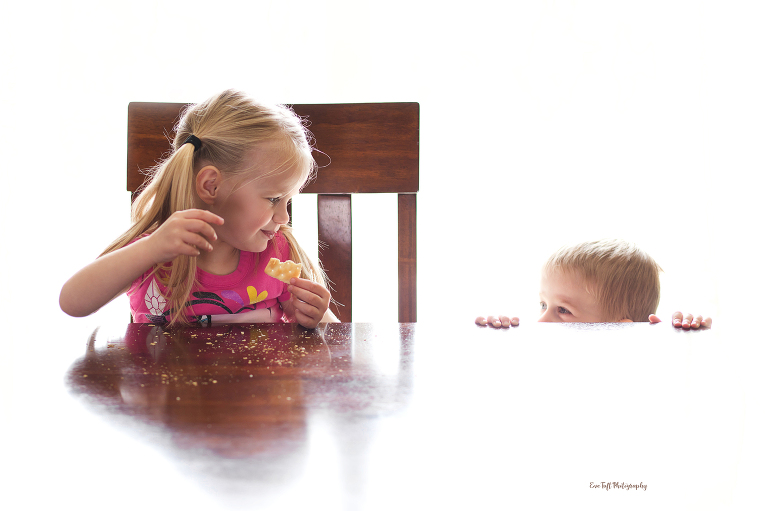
[[127, 102, 419, 322]]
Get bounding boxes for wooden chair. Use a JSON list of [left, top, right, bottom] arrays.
[[127, 102, 419, 323]]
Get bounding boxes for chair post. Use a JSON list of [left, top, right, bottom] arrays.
[[398, 194, 417, 323], [318, 194, 353, 322]]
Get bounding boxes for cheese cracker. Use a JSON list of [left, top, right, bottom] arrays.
[[264, 258, 302, 284]]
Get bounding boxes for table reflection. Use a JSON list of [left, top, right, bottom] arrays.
[[67, 323, 414, 499]]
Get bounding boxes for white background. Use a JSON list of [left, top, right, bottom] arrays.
[[1, 0, 766, 508]]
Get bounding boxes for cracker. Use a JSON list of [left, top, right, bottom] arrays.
[[265, 258, 302, 283]]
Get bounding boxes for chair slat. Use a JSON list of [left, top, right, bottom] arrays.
[[317, 194, 353, 322], [293, 103, 419, 194]]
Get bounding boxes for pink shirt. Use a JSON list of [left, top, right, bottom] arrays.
[[128, 233, 293, 324]]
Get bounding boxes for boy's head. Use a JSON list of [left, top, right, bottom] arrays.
[[539, 239, 662, 323]]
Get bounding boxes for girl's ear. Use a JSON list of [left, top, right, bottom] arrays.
[[196, 165, 222, 204]]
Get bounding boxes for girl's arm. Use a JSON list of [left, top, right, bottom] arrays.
[[59, 237, 160, 317], [60, 209, 223, 317]]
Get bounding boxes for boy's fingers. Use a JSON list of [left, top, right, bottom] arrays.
[[672, 311, 712, 330], [691, 314, 703, 329], [476, 315, 519, 327]]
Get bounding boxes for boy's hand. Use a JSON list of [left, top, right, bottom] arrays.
[[649, 312, 712, 329], [475, 315, 519, 328], [283, 278, 332, 329]]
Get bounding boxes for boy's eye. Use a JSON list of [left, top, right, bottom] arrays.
[[541, 302, 571, 315], [267, 197, 281, 205]]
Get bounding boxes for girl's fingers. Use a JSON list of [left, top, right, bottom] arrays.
[[179, 209, 225, 225], [288, 280, 330, 307], [294, 309, 320, 329], [182, 232, 214, 252], [475, 316, 488, 326], [290, 295, 322, 318], [701, 317, 712, 328], [181, 218, 219, 244], [286, 279, 330, 326], [170, 210, 223, 242], [672, 311, 684, 328], [291, 299, 322, 326]]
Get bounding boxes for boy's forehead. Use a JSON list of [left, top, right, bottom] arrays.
[[540, 269, 597, 302], [542, 265, 590, 286]]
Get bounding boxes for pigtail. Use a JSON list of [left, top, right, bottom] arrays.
[[158, 143, 200, 326], [102, 141, 201, 325]]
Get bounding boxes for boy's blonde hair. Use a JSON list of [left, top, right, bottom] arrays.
[[542, 239, 662, 322], [103, 89, 326, 325]]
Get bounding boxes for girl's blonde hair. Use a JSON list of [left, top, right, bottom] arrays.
[[103, 89, 326, 325], [542, 239, 662, 322]]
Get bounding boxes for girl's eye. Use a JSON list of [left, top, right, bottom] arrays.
[[267, 197, 281, 205], [557, 306, 572, 315], [540, 302, 546, 310]]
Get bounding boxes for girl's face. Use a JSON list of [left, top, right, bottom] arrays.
[[212, 142, 306, 255]]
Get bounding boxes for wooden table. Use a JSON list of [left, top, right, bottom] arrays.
[[6, 322, 746, 510]]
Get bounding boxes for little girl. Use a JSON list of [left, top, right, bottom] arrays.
[[60, 90, 337, 328]]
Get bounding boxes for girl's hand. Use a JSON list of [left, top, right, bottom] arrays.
[[146, 209, 224, 263], [649, 312, 712, 329], [476, 315, 519, 328], [283, 278, 332, 329]]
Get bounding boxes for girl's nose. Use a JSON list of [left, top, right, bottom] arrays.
[[274, 202, 290, 225]]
